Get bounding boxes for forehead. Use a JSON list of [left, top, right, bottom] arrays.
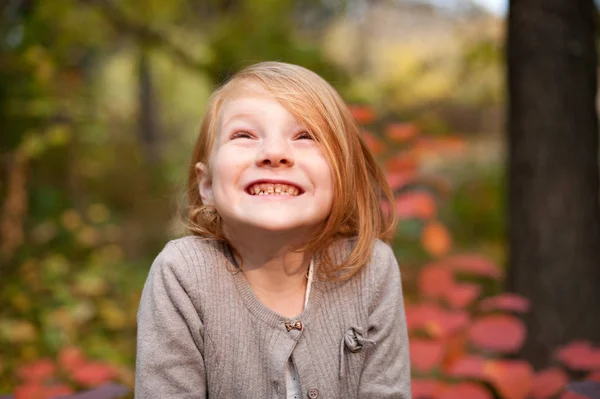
[[217, 81, 297, 125]]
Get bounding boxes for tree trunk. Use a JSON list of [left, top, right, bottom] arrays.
[[138, 47, 160, 164], [507, 0, 600, 368]]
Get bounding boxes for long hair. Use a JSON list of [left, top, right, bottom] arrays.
[[187, 61, 396, 280]]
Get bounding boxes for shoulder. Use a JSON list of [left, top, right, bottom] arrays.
[[150, 236, 230, 279], [363, 239, 402, 312], [369, 239, 398, 271], [165, 235, 225, 260]]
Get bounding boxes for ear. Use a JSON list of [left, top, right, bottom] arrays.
[[195, 162, 214, 206]]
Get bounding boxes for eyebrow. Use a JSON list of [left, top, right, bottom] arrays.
[[221, 113, 259, 130]]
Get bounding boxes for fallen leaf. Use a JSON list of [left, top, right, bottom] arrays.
[[410, 338, 445, 373], [556, 341, 600, 371], [484, 360, 533, 399], [469, 314, 526, 353], [529, 367, 569, 399], [479, 293, 531, 313], [438, 382, 492, 399]]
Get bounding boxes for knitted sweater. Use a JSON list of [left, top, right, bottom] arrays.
[[135, 236, 411, 399]]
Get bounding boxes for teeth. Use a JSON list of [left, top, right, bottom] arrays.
[[248, 183, 300, 196]]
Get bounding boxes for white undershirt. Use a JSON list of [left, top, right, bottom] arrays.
[[285, 259, 313, 399]]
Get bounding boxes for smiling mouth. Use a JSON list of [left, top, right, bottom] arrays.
[[246, 182, 303, 196]]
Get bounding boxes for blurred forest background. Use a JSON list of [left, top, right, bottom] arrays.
[[1, 0, 599, 398]]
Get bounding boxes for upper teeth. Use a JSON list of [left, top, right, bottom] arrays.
[[249, 183, 300, 196]]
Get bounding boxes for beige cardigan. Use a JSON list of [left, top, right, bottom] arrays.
[[135, 236, 411, 398]]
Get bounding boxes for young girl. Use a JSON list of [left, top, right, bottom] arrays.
[[135, 62, 411, 398]]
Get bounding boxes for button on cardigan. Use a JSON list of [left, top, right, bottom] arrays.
[[135, 236, 412, 398]]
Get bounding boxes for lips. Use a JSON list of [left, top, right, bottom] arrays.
[[245, 180, 304, 196]]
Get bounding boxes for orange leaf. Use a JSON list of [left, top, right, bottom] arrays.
[[555, 341, 600, 371], [479, 293, 531, 313], [70, 362, 116, 387], [422, 221, 452, 258], [410, 338, 445, 373], [484, 360, 533, 399], [16, 359, 56, 383], [442, 254, 502, 280], [361, 131, 385, 155], [445, 282, 481, 309], [386, 153, 419, 173], [395, 192, 437, 219], [441, 331, 469, 368], [439, 382, 492, 399], [529, 367, 569, 399], [385, 123, 420, 142], [412, 378, 445, 398], [418, 265, 454, 300], [414, 136, 466, 156], [445, 355, 488, 380], [469, 314, 526, 353], [348, 105, 376, 124]]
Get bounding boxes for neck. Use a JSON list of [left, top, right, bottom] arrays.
[[224, 224, 314, 294]]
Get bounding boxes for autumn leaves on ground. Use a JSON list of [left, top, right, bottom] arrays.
[[355, 106, 600, 399]]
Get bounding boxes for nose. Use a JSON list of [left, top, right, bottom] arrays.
[[256, 137, 295, 167]]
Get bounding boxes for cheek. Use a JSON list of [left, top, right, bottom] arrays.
[[211, 151, 247, 187]]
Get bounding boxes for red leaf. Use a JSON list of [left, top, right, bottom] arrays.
[[59, 346, 86, 373], [559, 392, 591, 399], [439, 382, 492, 399], [479, 293, 531, 313], [442, 254, 502, 279], [445, 355, 488, 380], [430, 310, 470, 339], [412, 378, 444, 398], [529, 367, 569, 399], [395, 191, 437, 219], [418, 265, 454, 301], [445, 282, 481, 309], [555, 341, 600, 371], [588, 371, 600, 381], [405, 303, 470, 338], [484, 360, 534, 399], [410, 338, 444, 373], [16, 359, 56, 383], [348, 105, 376, 124], [385, 122, 420, 142], [361, 131, 385, 155], [386, 171, 417, 191], [469, 314, 526, 353], [405, 303, 441, 331], [14, 383, 72, 399], [70, 362, 116, 387], [386, 153, 419, 173]]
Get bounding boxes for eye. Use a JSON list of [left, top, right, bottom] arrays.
[[295, 131, 314, 140], [230, 131, 254, 140]]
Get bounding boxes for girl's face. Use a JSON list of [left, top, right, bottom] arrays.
[[196, 87, 334, 238]]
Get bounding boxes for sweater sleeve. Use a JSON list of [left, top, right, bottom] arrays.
[[358, 241, 412, 399], [135, 242, 206, 399]]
